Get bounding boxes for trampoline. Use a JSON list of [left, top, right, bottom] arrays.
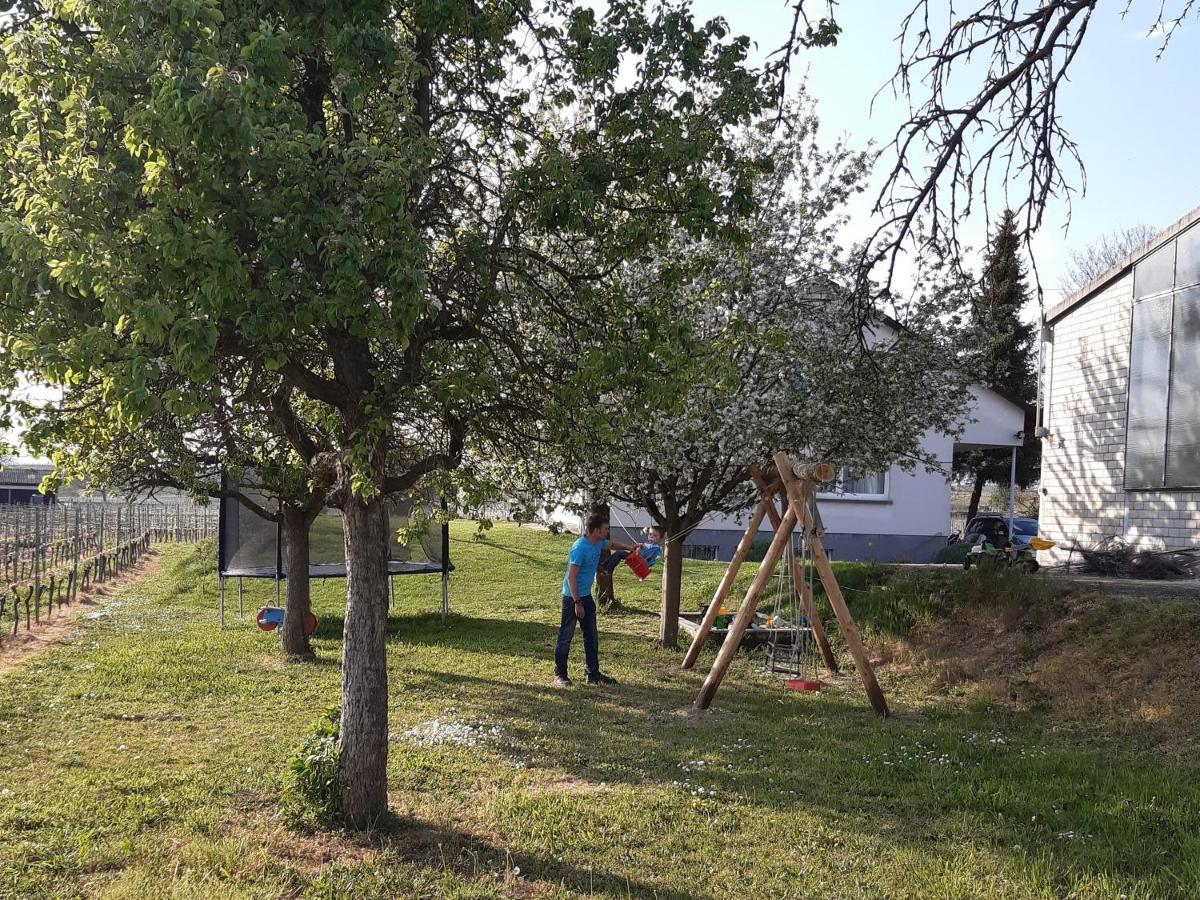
[[217, 475, 451, 625]]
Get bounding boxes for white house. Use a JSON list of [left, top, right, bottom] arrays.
[[1038, 205, 1200, 562], [607, 384, 1027, 563]]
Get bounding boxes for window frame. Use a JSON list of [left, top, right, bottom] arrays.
[[815, 467, 891, 502], [1124, 221, 1200, 492]]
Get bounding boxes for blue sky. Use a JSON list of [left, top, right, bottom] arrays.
[[690, 1, 1200, 304]]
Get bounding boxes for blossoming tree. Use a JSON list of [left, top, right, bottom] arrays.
[[542, 111, 973, 648]]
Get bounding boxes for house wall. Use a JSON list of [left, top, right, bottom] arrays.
[[608, 431, 957, 564], [1042, 269, 1200, 561], [958, 389, 1028, 449]]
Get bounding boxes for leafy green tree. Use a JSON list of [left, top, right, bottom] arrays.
[[0, 1, 771, 825], [955, 209, 1039, 523], [22, 367, 336, 660]]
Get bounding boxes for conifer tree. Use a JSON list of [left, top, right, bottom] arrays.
[[956, 209, 1040, 523]]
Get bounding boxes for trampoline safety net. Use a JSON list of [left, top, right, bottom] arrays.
[[218, 478, 449, 579]]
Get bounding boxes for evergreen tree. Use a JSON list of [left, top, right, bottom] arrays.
[[956, 209, 1041, 524]]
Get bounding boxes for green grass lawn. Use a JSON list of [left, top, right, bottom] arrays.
[[1, 523, 1198, 898]]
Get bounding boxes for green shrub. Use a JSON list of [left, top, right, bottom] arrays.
[[935, 541, 971, 564], [837, 573, 952, 640], [745, 538, 772, 563], [946, 565, 1063, 609], [281, 708, 342, 830]]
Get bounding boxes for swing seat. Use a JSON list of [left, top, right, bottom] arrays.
[[256, 606, 317, 636], [624, 549, 651, 580], [256, 607, 285, 631], [786, 678, 821, 692]]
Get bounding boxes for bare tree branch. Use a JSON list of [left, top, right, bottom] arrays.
[[775, 1, 1198, 297]]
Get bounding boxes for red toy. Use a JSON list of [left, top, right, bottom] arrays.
[[256, 606, 317, 636], [624, 549, 651, 580], [786, 678, 821, 693]]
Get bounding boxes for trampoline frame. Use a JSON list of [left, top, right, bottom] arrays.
[[217, 491, 451, 627]]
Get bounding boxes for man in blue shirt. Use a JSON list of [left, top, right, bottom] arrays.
[[556, 512, 637, 686]]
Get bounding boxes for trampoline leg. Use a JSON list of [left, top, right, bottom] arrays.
[[275, 577, 281, 608], [441, 571, 449, 619], [237, 577, 244, 617], [389, 575, 395, 609], [219, 576, 225, 629]]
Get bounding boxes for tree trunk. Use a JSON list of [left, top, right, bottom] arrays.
[[965, 470, 986, 525], [280, 507, 315, 660], [596, 548, 618, 609], [658, 529, 684, 650], [338, 493, 391, 828]]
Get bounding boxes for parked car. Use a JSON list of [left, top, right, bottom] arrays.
[[962, 515, 1054, 572], [965, 515, 1040, 549]]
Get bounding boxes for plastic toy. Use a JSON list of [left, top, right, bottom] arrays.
[[624, 549, 651, 580], [256, 606, 318, 636]]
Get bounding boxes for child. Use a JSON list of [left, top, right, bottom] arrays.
[[603, 525, 665, 574]]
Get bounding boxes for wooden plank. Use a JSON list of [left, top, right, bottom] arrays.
[[749, 465, 839, 674], [681, 495, 771, 670], [773, 451, 889, 717], [694, 506, 797, 710]]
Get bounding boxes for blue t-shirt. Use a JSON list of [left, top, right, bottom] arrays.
[[562, 536, 609, 597], [640, 544, 661, 567]]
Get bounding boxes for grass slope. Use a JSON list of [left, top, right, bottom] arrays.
[[0, 523, 1197, 899]]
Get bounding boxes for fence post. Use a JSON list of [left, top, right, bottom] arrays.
[[71, 505, 80, 605], [32, 505, 41, 623]]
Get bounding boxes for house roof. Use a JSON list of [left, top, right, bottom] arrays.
[[1045, 203, 1200, 326], [869, 312, 1031, 419]]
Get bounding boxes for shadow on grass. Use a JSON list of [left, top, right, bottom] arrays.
[[343, 812, 699, 900], [313, 612, 561, 656], [254, 559, 1200, 894], [449, 535, 563, 572], [385, 664, 1200, 895], [133, 538, 1200, 894]]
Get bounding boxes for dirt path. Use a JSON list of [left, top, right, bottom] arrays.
[[0, 550, 165, 676]]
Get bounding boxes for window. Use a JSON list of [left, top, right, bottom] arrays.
[[816, 468, 889, 501], [1125, 222, 1200, 490]]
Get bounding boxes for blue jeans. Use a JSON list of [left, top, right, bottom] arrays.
[[556, 595, 599, 678]]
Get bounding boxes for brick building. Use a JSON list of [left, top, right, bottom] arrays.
[[1040, 206, 1200, 562]]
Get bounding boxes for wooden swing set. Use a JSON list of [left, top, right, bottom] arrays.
[[681, 451, 890, 717]]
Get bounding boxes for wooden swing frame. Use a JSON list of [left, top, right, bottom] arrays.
[[682, 452, 890, 717]]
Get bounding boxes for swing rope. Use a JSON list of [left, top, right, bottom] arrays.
[[764, 526, 818, 682]]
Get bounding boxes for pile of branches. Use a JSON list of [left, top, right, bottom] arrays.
[[1067, 538, 1200, 580]]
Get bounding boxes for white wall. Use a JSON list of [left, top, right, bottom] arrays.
[[1041, 269, 1200, 561], [958, 386, 1026, 449], [819, 433, 954, 537], [608, 429, 956, 540], [609, 380, 1027, 543]]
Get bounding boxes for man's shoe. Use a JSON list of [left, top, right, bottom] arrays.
[[586, 672, 618, 685], [554, 675, 572, 687]]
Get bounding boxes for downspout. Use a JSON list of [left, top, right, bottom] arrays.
[[1032, 319, 1050, 551], [1034, 317, 1050, 440], [1008, 446, 1018, 544]]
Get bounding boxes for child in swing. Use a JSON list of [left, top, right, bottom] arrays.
[[603, 525, 665, 575]]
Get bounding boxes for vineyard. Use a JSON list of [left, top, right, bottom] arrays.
[[0, 501, 216, 639]]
